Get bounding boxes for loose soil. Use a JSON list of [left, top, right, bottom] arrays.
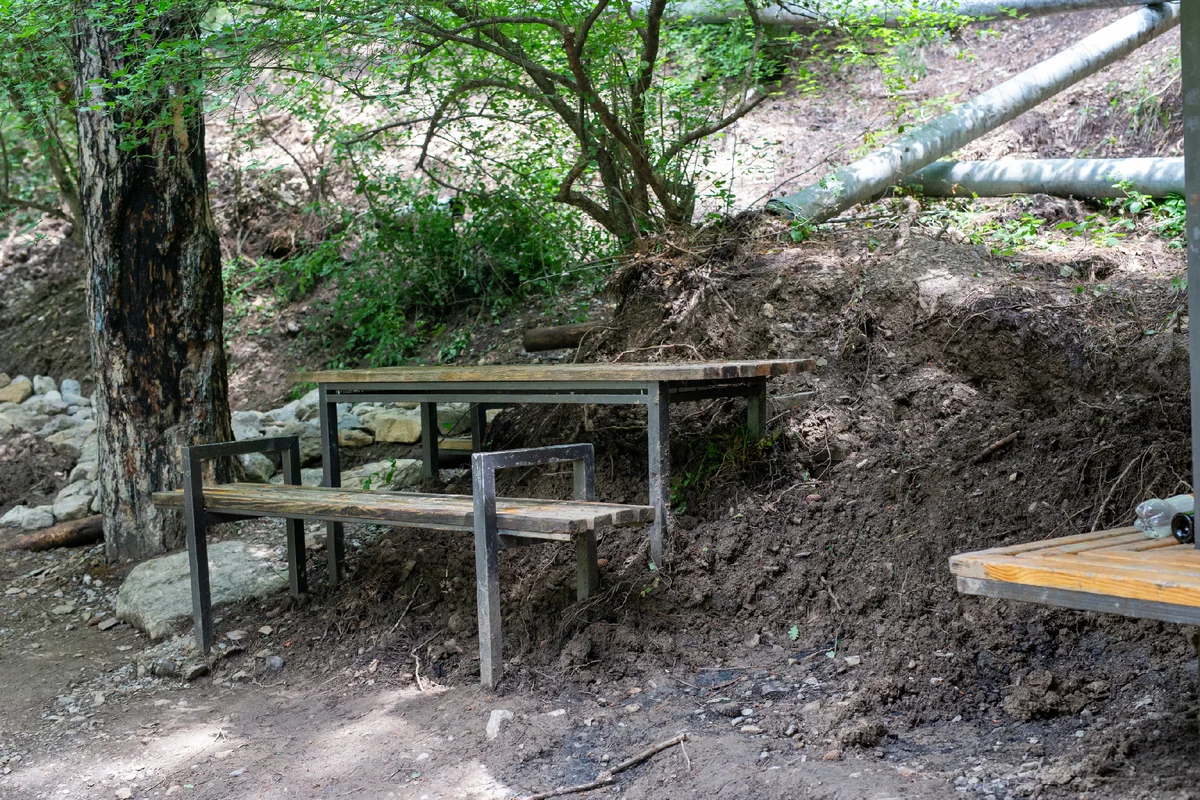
[[1, 10, 1198, 800]]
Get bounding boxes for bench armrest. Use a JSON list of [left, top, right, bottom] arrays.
[[470, 443, 595, 503], [181, 436, 303, 508]]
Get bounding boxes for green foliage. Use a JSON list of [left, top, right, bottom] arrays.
[[670, 428, 774, 514], [267, 180, 608, 367]]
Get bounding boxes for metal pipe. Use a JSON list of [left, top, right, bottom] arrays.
[[1181, 2, 1200, 551], [766, 2, 1180, 223], [902, 157, 1183, 198], [666, 0, 1159, 27]]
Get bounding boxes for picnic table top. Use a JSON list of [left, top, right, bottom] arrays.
[[292, 359, 815, 385]]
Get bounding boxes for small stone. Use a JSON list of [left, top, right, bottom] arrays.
[[98, 618, 119, 631], [897, 766, 918, 778], [761, 302, 776, 318], [226, 630, 248, 641], [623, 703, 642, 714], [823, 749, 842, 762], [166, 786, 183, 796], [151, 659, 180, 678], [115, 789, 133, 799], [265, 655, 285, 670], [486, 709, 514, 740], [0, 377, 32, 404], [229, 767, 245, 777], [760, 680, 789, 698], [844, 655, 861, 667], [259, 625, 273, 635], [183, 663, 209, 681], [740, 725, 763, 734], [545, 708, 567, 717], [51, 603, 76, 615]]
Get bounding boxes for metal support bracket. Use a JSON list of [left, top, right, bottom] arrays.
[[470, 443, 598, 690], [182, 436, 305, 654]]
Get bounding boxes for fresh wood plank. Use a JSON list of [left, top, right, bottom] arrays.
[[975, 557, 1200, 608], [290, 359, 815, 385], [974, 527, 1137, 557]]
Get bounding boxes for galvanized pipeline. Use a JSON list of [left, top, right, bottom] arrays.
[[766, 2, 1180, 223]]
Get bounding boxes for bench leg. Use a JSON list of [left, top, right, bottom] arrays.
[[319, 387, 345, 585], [747, 377, 768, 440], [473, 462, 503, 690], [646, 381, 669, 570], [470, 403, 488, 454], [280, 437, 308, 597], [421, 402, 441, 478], [182, 456, 214, 654], [576, 531, 600, 600]]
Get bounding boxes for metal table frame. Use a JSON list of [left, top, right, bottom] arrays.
[[316, 375, 772, 572]]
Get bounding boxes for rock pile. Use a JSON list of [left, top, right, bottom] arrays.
[[1, 377, 494, 533], [0, 373, 99, 531]]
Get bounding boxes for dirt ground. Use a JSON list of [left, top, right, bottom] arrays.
[[2, 9, 1199, 800], [3, 216, 1200, 799]]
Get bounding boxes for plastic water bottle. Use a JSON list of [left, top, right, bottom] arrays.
[[1135, 494, 1194, 538]]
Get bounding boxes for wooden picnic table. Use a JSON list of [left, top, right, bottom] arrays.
[[294, 359, 815, 566]]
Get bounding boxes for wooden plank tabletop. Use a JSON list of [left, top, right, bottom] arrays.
[[290, 359, 816, 385], [951, 527, 1200, 608], [153, 483, 654, 535]]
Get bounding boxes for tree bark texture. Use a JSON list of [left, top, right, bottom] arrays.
[[72, 7, 234, 561]]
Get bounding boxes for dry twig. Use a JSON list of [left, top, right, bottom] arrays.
[[517, 733, 688, 800]]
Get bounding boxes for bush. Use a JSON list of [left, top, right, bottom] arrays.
[[269, 179, 611, 367]]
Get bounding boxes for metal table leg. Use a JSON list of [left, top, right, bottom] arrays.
[[647, 381, 670, 569], [421, 402, 440, 478], [1184, 1, 1200, 551], [747, 376, 768, 439], [470, 403, 489, 454], [318, 386, 345, 584]]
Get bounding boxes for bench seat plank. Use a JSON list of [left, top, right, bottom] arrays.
[[950, 527, 1200, 611], [152, 483, 654, 536]]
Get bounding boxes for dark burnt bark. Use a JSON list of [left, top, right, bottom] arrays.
[[72, 7, 234, 560]]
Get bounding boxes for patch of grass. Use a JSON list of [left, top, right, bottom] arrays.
[[670, 428, 776, 514]]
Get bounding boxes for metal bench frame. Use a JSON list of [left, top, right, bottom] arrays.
[[179, 437, 601, 688]]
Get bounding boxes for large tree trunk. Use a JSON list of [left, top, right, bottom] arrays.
[[72, 6, 234, 561]]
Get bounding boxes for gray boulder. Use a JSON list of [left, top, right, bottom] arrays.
[[52, 494, 92, 522], [115, 541, 289, 639], [24, 390, 67, 416], [60, 378, 81, 396], [0, 505, 26, 528], [295, 388, 321, 421], [0, 406, 50, 435], [261, 400, 299, 425], [32, 375, 56, 394], [239, 452, 276, 483], [20, 505, 55, 530], [231, 410, 264, 441]]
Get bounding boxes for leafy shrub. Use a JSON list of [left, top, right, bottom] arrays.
[[267, 179, 611, 367]]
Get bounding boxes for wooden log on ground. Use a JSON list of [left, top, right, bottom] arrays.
[[523, 321, 606, 352], [0, 515, 104, 552]]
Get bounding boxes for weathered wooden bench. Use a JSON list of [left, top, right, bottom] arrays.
[[153, 437, 653, 688]]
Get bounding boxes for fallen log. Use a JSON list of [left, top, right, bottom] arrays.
[[766, 3, 1180, 223], [0, 515, 104, 552], [523, 321, 606, 352]]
